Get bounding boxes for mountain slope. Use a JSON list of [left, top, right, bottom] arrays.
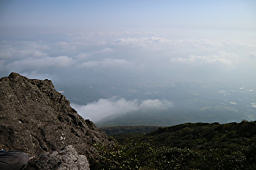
[[0, 72, 110, 161], [95, 121, 256, 169], [101, 126, 160, 135]]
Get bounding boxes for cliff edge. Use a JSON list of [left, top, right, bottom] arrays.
[[0, 72, 110, 162]]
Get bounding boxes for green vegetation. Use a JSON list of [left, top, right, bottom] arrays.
[[91, 121, 256, 170], [100, 126, 160, 136]]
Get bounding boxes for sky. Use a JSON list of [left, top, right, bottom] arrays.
[[0, 0, 256, 124], [1, 0, 256, 32]]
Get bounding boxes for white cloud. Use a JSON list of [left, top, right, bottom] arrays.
[[1, 31, 256, 83], [114, 36, 172, 50], [251, 103, 256, 108], [140, 99, 172, 111], [71, 97, 173, 122], [20, 72, 52, 80], [94, 48, 113, 54], [229, 101, 237, 105], [7, 56, 73, 71], [170, 53, 235, 66], [0, 41, 48, 59], [75, 53, 89, 59], [80, 58, 130, 68]]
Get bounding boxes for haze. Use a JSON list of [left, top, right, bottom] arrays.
[[1, 0, 256, 126]]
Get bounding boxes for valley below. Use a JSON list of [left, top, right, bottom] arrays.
[[0, 73, 256, 170]]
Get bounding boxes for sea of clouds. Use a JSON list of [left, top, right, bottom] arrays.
[[1, 31, 255, 122]]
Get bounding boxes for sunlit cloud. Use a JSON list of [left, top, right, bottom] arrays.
[[71, 97, 173, 122]]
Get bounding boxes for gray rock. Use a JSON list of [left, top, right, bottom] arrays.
[[0, 72, 111, 162], [0, 151, 29, 170], [26, 145, 90, 170]]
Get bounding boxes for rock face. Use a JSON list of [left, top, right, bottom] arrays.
[[26, 145, 90, 170], [0, 73, 110, 163]]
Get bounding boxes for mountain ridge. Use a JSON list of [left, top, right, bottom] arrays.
[[0, 72, 111, 163]]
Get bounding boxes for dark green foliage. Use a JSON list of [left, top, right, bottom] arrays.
[[92, 121, 256, 170], [101, 126, 160, 136]]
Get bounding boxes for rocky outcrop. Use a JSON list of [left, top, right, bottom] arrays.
[[26, 145, 90, 170], [0, 72, 111, 165]]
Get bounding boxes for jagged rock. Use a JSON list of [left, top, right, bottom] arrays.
[[0, 72, 111, 164], [0, 151, 29, 170], [26, 145, 90, 170]]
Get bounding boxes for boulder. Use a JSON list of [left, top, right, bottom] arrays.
[[26, 145, 90, 170]]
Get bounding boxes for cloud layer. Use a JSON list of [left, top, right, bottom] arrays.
[[1, 32, 256, 78], [71, 97, 173, 122]]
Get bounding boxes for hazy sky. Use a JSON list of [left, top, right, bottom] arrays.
[[0, 0, 256, 123], [1, 0, 256, 32]]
